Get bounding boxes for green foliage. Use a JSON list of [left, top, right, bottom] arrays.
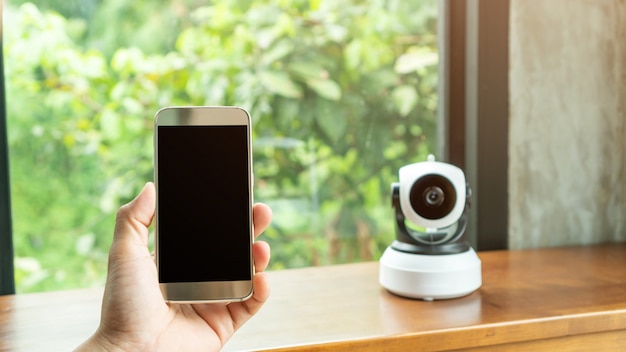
[[4, 0, 438, 292]]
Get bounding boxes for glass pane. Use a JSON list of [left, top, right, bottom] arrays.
[[4, 0, 439, 292]]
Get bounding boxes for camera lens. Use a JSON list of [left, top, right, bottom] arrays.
[[409, 174, 456, 220], [424, 186, 445, 206]]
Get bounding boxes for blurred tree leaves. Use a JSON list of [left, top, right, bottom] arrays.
[[4, 0, 438, 292]]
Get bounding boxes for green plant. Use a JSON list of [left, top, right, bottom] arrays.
[[5, 0, 438, 292]]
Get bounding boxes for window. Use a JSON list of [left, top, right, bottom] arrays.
[[3, 0, 440, 292]]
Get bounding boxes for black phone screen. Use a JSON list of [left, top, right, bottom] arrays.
[[157, 125, 251, 283]]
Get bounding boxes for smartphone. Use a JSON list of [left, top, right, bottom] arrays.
[[154, 106, 254, 303]]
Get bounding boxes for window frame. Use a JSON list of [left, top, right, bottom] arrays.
[[1, 24, 17, 295], [0, 0, 510, 293], [439, 0, 510, 250]]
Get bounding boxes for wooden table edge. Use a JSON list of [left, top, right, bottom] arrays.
[[255, 309, 626, 352]]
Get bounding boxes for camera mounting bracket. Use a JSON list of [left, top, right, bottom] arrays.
[[390, 183, 470, 255]]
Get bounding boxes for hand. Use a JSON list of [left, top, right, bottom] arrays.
[[75, 182, 272, 351]]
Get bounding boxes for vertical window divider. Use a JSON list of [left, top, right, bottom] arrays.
[[440, 0, 509, 250], [1, 23, 16, 295]]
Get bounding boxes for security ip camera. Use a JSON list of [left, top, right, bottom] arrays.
[[379, 155, 481, 300]]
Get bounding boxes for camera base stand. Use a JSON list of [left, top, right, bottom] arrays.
[[379, 247, 481, 301]]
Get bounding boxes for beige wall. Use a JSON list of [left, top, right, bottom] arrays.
[[508, 0, 626, 248]]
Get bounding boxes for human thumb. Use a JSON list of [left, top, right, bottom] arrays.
[[113, 182, 155, 246]]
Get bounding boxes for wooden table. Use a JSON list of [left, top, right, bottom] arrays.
[[1, 244, 626, 351]]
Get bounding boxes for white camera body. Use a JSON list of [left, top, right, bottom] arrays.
[[379, 155, 482, 301], [398, 160, 466, 230]]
